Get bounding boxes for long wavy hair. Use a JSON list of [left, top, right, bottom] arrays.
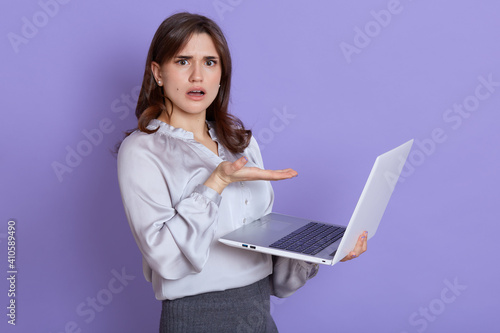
[[132, 12, 251, 153]]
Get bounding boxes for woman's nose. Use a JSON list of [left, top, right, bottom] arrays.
[[189, 63, 203, 82]]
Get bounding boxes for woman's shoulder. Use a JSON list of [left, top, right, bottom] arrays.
[[118, 124, 189, 164], [246, 135, 261, 153], [117, 129, 166, 163], [119, 120, 179, 152], [243, 135, 266, 167], [119, 130, 149, 153]]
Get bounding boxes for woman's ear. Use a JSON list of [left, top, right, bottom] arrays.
[[151, 61, 162, 86]]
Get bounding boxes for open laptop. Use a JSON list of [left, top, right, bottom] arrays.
[[219, 139, 413, 266]]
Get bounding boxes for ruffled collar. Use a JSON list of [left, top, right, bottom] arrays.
[[147, 119, 218, 141]]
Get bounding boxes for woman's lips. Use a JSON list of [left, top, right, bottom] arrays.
[[186, 88, 206, 101]]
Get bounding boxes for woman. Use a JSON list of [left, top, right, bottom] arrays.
[[117, 12, 367, 332]]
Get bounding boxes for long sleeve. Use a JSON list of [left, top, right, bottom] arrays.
[[118, 134, 222, 280], [270, 256, 319, 298]]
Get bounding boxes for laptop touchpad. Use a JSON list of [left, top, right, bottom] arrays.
[[259, 220, 291, 231]]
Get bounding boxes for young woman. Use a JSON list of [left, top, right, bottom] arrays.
[[117, 12, 367, 332]]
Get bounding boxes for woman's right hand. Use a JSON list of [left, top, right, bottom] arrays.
[[204, 156, 298, 194]]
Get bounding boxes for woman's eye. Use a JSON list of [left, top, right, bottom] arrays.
[[177, 59, 188, 65], [206, 60, 216, 66]]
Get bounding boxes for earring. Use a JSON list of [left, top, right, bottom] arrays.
[[158, 80, 162, 85]]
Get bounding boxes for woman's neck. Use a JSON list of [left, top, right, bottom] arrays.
[[157, 110, 209, 141]]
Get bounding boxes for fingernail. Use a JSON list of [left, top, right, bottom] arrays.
[[352, 254, 356, 258], [243, 156, 248, 161]]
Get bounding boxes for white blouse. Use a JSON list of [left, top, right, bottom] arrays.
[[117, 119, 274, 300]]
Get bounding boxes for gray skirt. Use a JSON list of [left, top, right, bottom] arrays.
[[160, 276, 278, 333]]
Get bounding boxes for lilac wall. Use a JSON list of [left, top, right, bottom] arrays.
[[1, 0, 499, 332]]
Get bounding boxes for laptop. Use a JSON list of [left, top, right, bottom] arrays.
[[219, 139, 413, 266]]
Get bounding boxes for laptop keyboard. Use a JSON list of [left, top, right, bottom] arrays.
[[269, 222, 345, 255]]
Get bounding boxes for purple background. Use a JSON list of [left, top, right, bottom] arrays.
[[1, 0, 499, 332]]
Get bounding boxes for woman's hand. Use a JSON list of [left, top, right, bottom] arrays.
[[340, 231, 368, 262], [204, 156, 298, 194]]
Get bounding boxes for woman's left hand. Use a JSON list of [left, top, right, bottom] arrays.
[[340, 231, 368, 262]]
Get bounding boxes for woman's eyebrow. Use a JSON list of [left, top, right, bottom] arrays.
[[175, 55, 219, 60]]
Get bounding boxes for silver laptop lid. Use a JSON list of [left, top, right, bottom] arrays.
[[332, 139, 413, 264]]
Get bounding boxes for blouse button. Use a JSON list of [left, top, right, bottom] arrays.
[[243, 218, 246, 224], [244, 199, 248, 205], [240, 182, 244, 187]]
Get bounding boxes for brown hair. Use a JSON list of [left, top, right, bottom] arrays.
[[134, 12, 251, 153]]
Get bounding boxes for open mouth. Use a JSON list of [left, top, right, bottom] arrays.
[[187, 90, 205, 96]]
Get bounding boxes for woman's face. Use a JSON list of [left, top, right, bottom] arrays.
[[152, 33, 222, 118]]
